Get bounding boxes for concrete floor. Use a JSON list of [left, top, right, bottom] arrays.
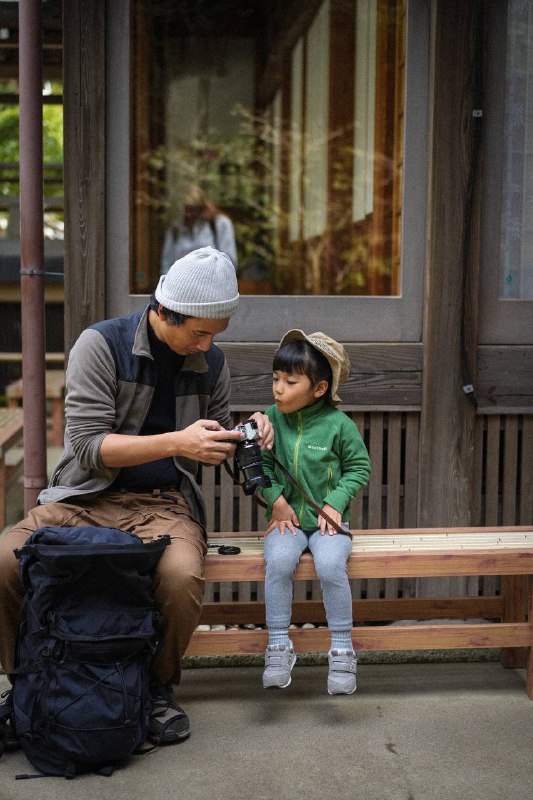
[[1, 660, 532, 800]]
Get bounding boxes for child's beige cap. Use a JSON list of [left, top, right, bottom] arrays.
[[278, 329, 350, 403]]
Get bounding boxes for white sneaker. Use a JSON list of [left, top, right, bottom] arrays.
[[327, 650, 357, 695], [262, 642, 296, 689]]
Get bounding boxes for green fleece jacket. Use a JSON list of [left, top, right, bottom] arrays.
[[259, 400, 371, 532]]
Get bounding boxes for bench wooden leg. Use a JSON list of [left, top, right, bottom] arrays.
[[527, 577, 533, 700], [500, 575, 528, 669]]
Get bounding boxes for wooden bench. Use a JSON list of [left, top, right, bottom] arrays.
[[0, 408, 24, 530], [186, 526, 533, 698], [6, 370, 65, 447]]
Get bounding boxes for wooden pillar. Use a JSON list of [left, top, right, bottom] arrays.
[[418, 0, 483, 527], [63, 0, 106, 355]]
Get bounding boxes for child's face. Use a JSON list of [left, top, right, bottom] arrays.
[[272, 370, 327, 414]]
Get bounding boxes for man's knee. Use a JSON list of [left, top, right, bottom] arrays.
[[0, 528, 30, 591], [154, 539, 205, 601]]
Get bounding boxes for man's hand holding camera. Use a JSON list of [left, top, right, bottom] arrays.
[[100, 413, 273, 469], [169, 412, 273, 466]]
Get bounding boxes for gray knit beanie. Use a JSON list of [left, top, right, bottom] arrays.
[[155, 246, 239, 318]]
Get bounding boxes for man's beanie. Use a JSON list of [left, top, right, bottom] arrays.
[[155, 246, 239, 318]]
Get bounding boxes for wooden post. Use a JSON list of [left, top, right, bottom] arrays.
[[63, 0, 106, 355], [418, 0, 483, 529]]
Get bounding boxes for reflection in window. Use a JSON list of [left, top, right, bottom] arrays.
[[353, 0, 376, 224], [130, 0, 405, 296], [289, 38, 304, 245], [500, 0, 533, 300]]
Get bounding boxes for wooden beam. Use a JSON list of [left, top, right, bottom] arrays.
[[418, 0, 483, 526], [63, 0, 106, 355], [199, 596, 505, 625], [219, 341, 423, 408], [187, 622, 533, 656]]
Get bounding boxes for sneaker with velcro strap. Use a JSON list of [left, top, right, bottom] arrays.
[[327, 649, 357, 695], [262, 642, 296, 689]]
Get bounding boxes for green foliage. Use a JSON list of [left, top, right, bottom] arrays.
[[0, 81, 63, 199]]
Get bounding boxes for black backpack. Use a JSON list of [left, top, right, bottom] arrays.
[[0, 525, 169, 778]]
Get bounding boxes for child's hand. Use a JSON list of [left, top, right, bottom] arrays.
[[266, 496, 299, 536], [318, 504, 342, 536]]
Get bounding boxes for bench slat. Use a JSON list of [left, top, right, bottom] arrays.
[[199, 596, 505, 625], [187, 622, 533, 656]]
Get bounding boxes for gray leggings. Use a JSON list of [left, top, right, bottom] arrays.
[[264, 527, 353, 631]]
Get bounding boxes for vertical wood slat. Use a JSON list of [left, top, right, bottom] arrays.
[[481, 416, 500, 596], [503, 416, 519, 524], [385, 413, 401, 598], [349, 413, 365, 601], [237, 492, 254, 603], [471, 415, 484, 526], [521, 416, 533, 524], [485, 415, 501, 525], [367, 413, 384, 599], [465, 417, 485, 597], [349, 412, 366, 531], [219, 465, 234, 531], [386, 412, 402, 527], [219, 465, 236, 602], [403, 412, 419, 527], [368, 413, 384, 529], [401, 412, 419, 600], [201, 466, 216, 602]]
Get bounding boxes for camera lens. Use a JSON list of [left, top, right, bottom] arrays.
[[234, 440, 271, 496]]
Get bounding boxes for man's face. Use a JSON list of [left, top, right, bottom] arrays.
[[155, 313, 230, 356]]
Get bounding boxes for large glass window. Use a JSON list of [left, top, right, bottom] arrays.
[[480, 0, 533, 345], [130, 0, 406, 297]]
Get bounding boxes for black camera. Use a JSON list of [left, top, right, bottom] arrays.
[[232, 419, 271, 496]]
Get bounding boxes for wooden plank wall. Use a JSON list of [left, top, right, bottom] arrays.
[[62, 0, 106, 353]]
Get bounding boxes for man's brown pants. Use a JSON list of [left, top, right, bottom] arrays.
[[0, 491, 206, 686]]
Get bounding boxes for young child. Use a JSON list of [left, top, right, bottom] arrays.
[[259, 330, 371, 694]]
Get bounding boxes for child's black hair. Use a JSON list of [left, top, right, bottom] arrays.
[[273, 340, 333, 403]]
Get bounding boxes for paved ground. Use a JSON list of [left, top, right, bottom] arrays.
[[1, 660, 532, 800]]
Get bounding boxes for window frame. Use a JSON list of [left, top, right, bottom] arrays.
[[107, 0, 430, 344]]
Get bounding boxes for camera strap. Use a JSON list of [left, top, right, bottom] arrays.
[[223, 453, 350, 537], [268, 451, 351, 537]]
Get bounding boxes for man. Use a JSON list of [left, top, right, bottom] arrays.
[[0, 246, 273, 745]]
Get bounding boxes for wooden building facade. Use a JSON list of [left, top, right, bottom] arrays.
[[9, 0, 533, 540]]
